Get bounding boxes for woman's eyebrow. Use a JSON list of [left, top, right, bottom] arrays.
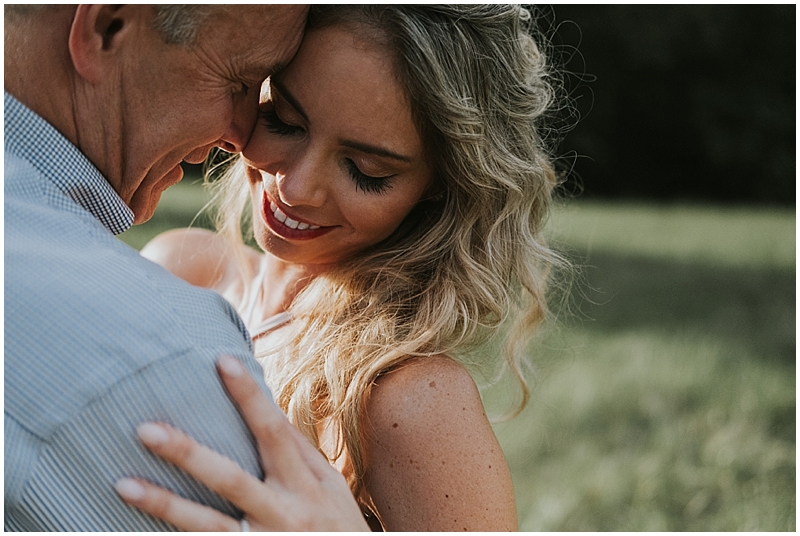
[[271, 78, 413, 164], [271, 78, 308, 121], [340, 140, 412, 163]]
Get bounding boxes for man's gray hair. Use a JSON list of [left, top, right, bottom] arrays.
[[153, 5, 214, 46]]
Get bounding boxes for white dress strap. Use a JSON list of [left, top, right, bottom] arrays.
[[248, 311, 292, 340], [238, 259, 271, 328]]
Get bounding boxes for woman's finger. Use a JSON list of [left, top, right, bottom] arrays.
[[216, 355, 318, 488], [114, 477, 240, 532], [135, 422, 281, 518]]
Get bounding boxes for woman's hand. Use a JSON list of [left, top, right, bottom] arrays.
[[114, 355, 369, 531]]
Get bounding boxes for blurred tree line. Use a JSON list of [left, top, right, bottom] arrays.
[[540, 5, 794, 205]]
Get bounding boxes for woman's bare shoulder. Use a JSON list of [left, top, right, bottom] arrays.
[[366, 355, 487, 440], [140, 228, 257, 289], [364, 356, 516, 530], [369, 356, 480, 418]]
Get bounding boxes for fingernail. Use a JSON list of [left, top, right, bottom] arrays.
[[137, 422, 169, 446], [218, 355, 244, 377], [114, 478, 145, 501]]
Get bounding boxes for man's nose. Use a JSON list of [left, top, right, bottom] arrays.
[[217, 86, 261, 153]]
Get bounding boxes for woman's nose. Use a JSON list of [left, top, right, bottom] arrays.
[[275, 156, 328, 208]]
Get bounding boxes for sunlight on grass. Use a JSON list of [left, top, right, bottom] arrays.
[[119, 184, 795, 531], [548, 201, 795, 269]]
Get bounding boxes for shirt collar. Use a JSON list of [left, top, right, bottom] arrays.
[[4, 92, 135, 235]]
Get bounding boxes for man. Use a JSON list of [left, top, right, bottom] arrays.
[[5, 5, 366, 531]]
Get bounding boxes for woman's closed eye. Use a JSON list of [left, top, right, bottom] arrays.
[[260, 107, 304, 137], [345, 159, 394, 195]]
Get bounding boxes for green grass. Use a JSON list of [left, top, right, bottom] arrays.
[[120, 183, 795, 531], [488, 200, 795, 531]]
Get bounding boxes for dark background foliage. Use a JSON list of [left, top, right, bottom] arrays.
[[540, 4, 795, 205]]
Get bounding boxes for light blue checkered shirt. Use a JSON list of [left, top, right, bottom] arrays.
[[4, 92, 268, 530]]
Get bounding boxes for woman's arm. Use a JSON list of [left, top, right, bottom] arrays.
[[363, 356, 518, 531]]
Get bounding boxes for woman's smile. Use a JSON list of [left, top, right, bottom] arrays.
[[261, 191, 333, 241], [270, 200, 320, 230]]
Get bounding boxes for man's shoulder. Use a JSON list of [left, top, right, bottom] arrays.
[[5, 192, 255, 434], [5, 146, 252, 355], [5, 215, 253, 362]]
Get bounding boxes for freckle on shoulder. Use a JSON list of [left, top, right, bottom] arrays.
[[373, 355, 474, 396], [367, 355, 480, 430]]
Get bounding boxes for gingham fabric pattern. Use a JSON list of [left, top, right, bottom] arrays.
[[4, 92, 135, 235]]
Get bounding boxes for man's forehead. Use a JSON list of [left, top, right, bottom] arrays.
[[198, 5, 307, 78], [199, 5, 307, 44]]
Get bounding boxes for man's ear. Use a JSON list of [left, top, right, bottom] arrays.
[[68, 5, 147, 83]]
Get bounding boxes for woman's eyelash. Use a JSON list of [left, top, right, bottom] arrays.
[[260, 107, 303, 136], [259, 108, 392, 195], [345, 159, 393, 195]]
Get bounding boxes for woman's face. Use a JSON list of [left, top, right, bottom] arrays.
[[242, 25, 433, 267]]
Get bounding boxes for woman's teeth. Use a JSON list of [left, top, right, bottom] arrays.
[[270, 201, 320, 230]]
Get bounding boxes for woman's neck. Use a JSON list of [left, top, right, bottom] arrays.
[[255, 253, 328, 318]]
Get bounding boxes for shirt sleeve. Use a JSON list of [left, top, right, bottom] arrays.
[[5, 350, 266, 531]]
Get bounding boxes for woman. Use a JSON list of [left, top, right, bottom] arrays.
[[120, 5, 562, 531]]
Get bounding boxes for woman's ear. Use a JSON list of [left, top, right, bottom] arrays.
[[68, 5, 145, 83]]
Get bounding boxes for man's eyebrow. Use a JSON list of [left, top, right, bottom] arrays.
[[340, 140, 413, 163], [271, 78, 308, 121]]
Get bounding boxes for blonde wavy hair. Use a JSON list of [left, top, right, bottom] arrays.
[[207, 4, 565, 499]]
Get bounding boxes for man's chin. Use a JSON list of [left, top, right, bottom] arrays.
[[131, 192, 163, 224], [131, 165, 184, 224]]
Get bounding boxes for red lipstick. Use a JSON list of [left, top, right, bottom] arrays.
[[262, 192, 333, 241]]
